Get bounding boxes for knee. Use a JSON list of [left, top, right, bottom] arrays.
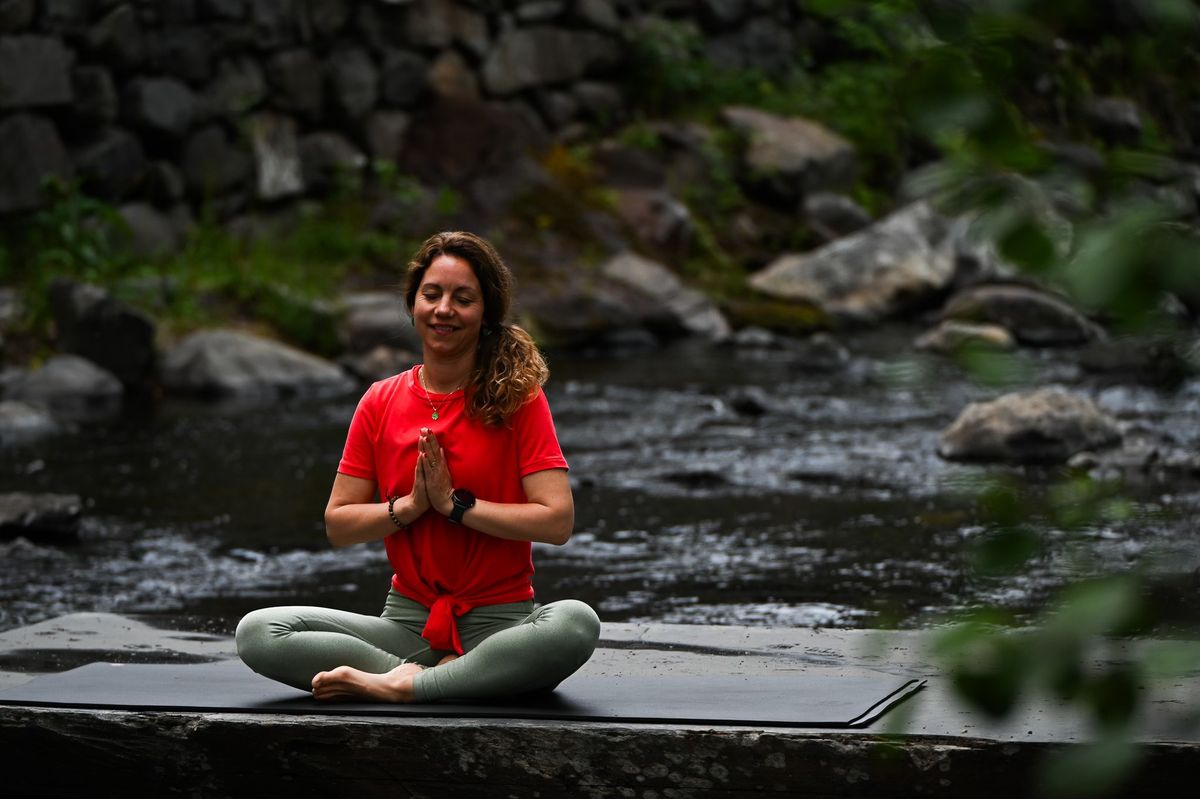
[[551, 599, 601, 655], [235, 608, 277, 668]]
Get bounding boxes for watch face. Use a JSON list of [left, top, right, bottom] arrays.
[[452, 488, 475, 507]]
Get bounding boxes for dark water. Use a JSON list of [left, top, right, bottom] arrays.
[[3, 327, 1198, 634]]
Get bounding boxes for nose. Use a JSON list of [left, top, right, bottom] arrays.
[[434, 296, 454, 316]]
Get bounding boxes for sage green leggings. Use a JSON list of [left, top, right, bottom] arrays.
[[235, 590, 601, 702]]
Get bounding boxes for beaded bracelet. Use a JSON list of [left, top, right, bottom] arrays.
[[387, 495, 406, 529]]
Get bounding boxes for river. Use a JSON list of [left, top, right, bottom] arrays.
[[2, 325, 1198, 634]]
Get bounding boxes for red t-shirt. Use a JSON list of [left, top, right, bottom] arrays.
[[337, 366, 568, 653]]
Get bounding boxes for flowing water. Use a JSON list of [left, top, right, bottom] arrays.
[[3, 326, 1198, 634]]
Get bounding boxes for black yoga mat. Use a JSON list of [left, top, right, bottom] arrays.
[[0, 659, 925, 729]]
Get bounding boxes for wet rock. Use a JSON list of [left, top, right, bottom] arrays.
[[160, 329, 354, 399], [1079, 335, 1196, 388], [938, 388, 1121, 464], [660, 469, 729, 489], [727, 387, 770, 417], [940, 284, 1104, 346], [0, 35, 74, 109], [248, 113, 303, 200], [480, 26, 620, 96], [793, 332, 851, 371], [600, 251, 731, 340], [4, 355, 123, 416], [721, 105, 855, 205], [337, 292, 421, 354], [339, 345, 419, 383], [0, 492, 81, 543], [0, 113, 71, 214], [0, 401, 58, 446], [749, 201, 956, 324], [914, 321, 1016, 354], [1068, 431, 1200, 483]]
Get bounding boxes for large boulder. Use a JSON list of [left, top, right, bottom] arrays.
[[938, 388, 1122, 464], [160, 329, 354, 398], [748, 201, 956, 324], [49, 280, 157, 386], [4, 354, 123, 415], [524, 252, 730, 345], [721, 105, 855, 205], [337, 292, 421, 354], [0, 492, 81, 543], [940, 283, 1104, 346]]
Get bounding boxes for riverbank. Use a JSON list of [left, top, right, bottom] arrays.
[[1, 613, 1195, 797]]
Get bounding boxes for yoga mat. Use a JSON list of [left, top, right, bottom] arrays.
[[0, 660, 925, 728]]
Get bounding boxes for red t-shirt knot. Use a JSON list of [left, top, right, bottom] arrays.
[[422, 594, 473, 654]]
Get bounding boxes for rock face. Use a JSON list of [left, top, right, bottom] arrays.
[[938, 388, 1122, 463], [4, 355, 123, 415], [749, 201, 956, 324], [0, 113, 71, 213], [940, 284, 1104, 346], [721, 105, 856, 204], [480, 26, 619, 95], [48, 280, 157, 387], [160, 329, 354, 398], [0, 492, 81, 542]]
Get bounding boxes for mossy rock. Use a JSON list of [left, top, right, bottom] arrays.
[[721, 297, 830, 334]]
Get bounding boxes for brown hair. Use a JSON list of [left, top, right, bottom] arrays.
[[403, 231, 549, 426]]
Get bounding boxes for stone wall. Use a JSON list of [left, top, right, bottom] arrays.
[[0, 0, 807, 230]]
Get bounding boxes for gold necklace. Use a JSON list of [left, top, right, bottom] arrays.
[[418, 366, 464, 421]]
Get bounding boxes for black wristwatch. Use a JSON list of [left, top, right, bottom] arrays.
[[449, 488, 476, 524]]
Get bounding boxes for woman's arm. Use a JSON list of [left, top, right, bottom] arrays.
[[418, 428, 573, 545], [324, 460, 429, 548], [452, 468, 574, 546]]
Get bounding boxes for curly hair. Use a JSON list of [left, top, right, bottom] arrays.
[[403, 231, 549, 426]]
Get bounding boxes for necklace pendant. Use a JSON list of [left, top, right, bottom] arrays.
[[431, 411, 439, 420]]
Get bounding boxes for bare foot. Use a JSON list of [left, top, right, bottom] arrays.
[[311, 662, 424, 703]]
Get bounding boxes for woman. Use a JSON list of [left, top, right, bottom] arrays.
[[236, 231, 600, 703]]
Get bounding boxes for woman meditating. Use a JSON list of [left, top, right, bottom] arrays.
[[236, 231, 601, 703]]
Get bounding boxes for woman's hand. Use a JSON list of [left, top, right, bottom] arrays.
[[408, 450, 431, 517], [418, 427, 454, 516]]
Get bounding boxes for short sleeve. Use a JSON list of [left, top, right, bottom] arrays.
[[513, 389, 568, 477], [337, 383, 380, 481]]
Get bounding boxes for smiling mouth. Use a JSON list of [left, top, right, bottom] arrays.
[[429, 324, 458, 334]]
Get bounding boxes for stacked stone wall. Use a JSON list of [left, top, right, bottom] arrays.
[[0, 0, 806, 227]]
